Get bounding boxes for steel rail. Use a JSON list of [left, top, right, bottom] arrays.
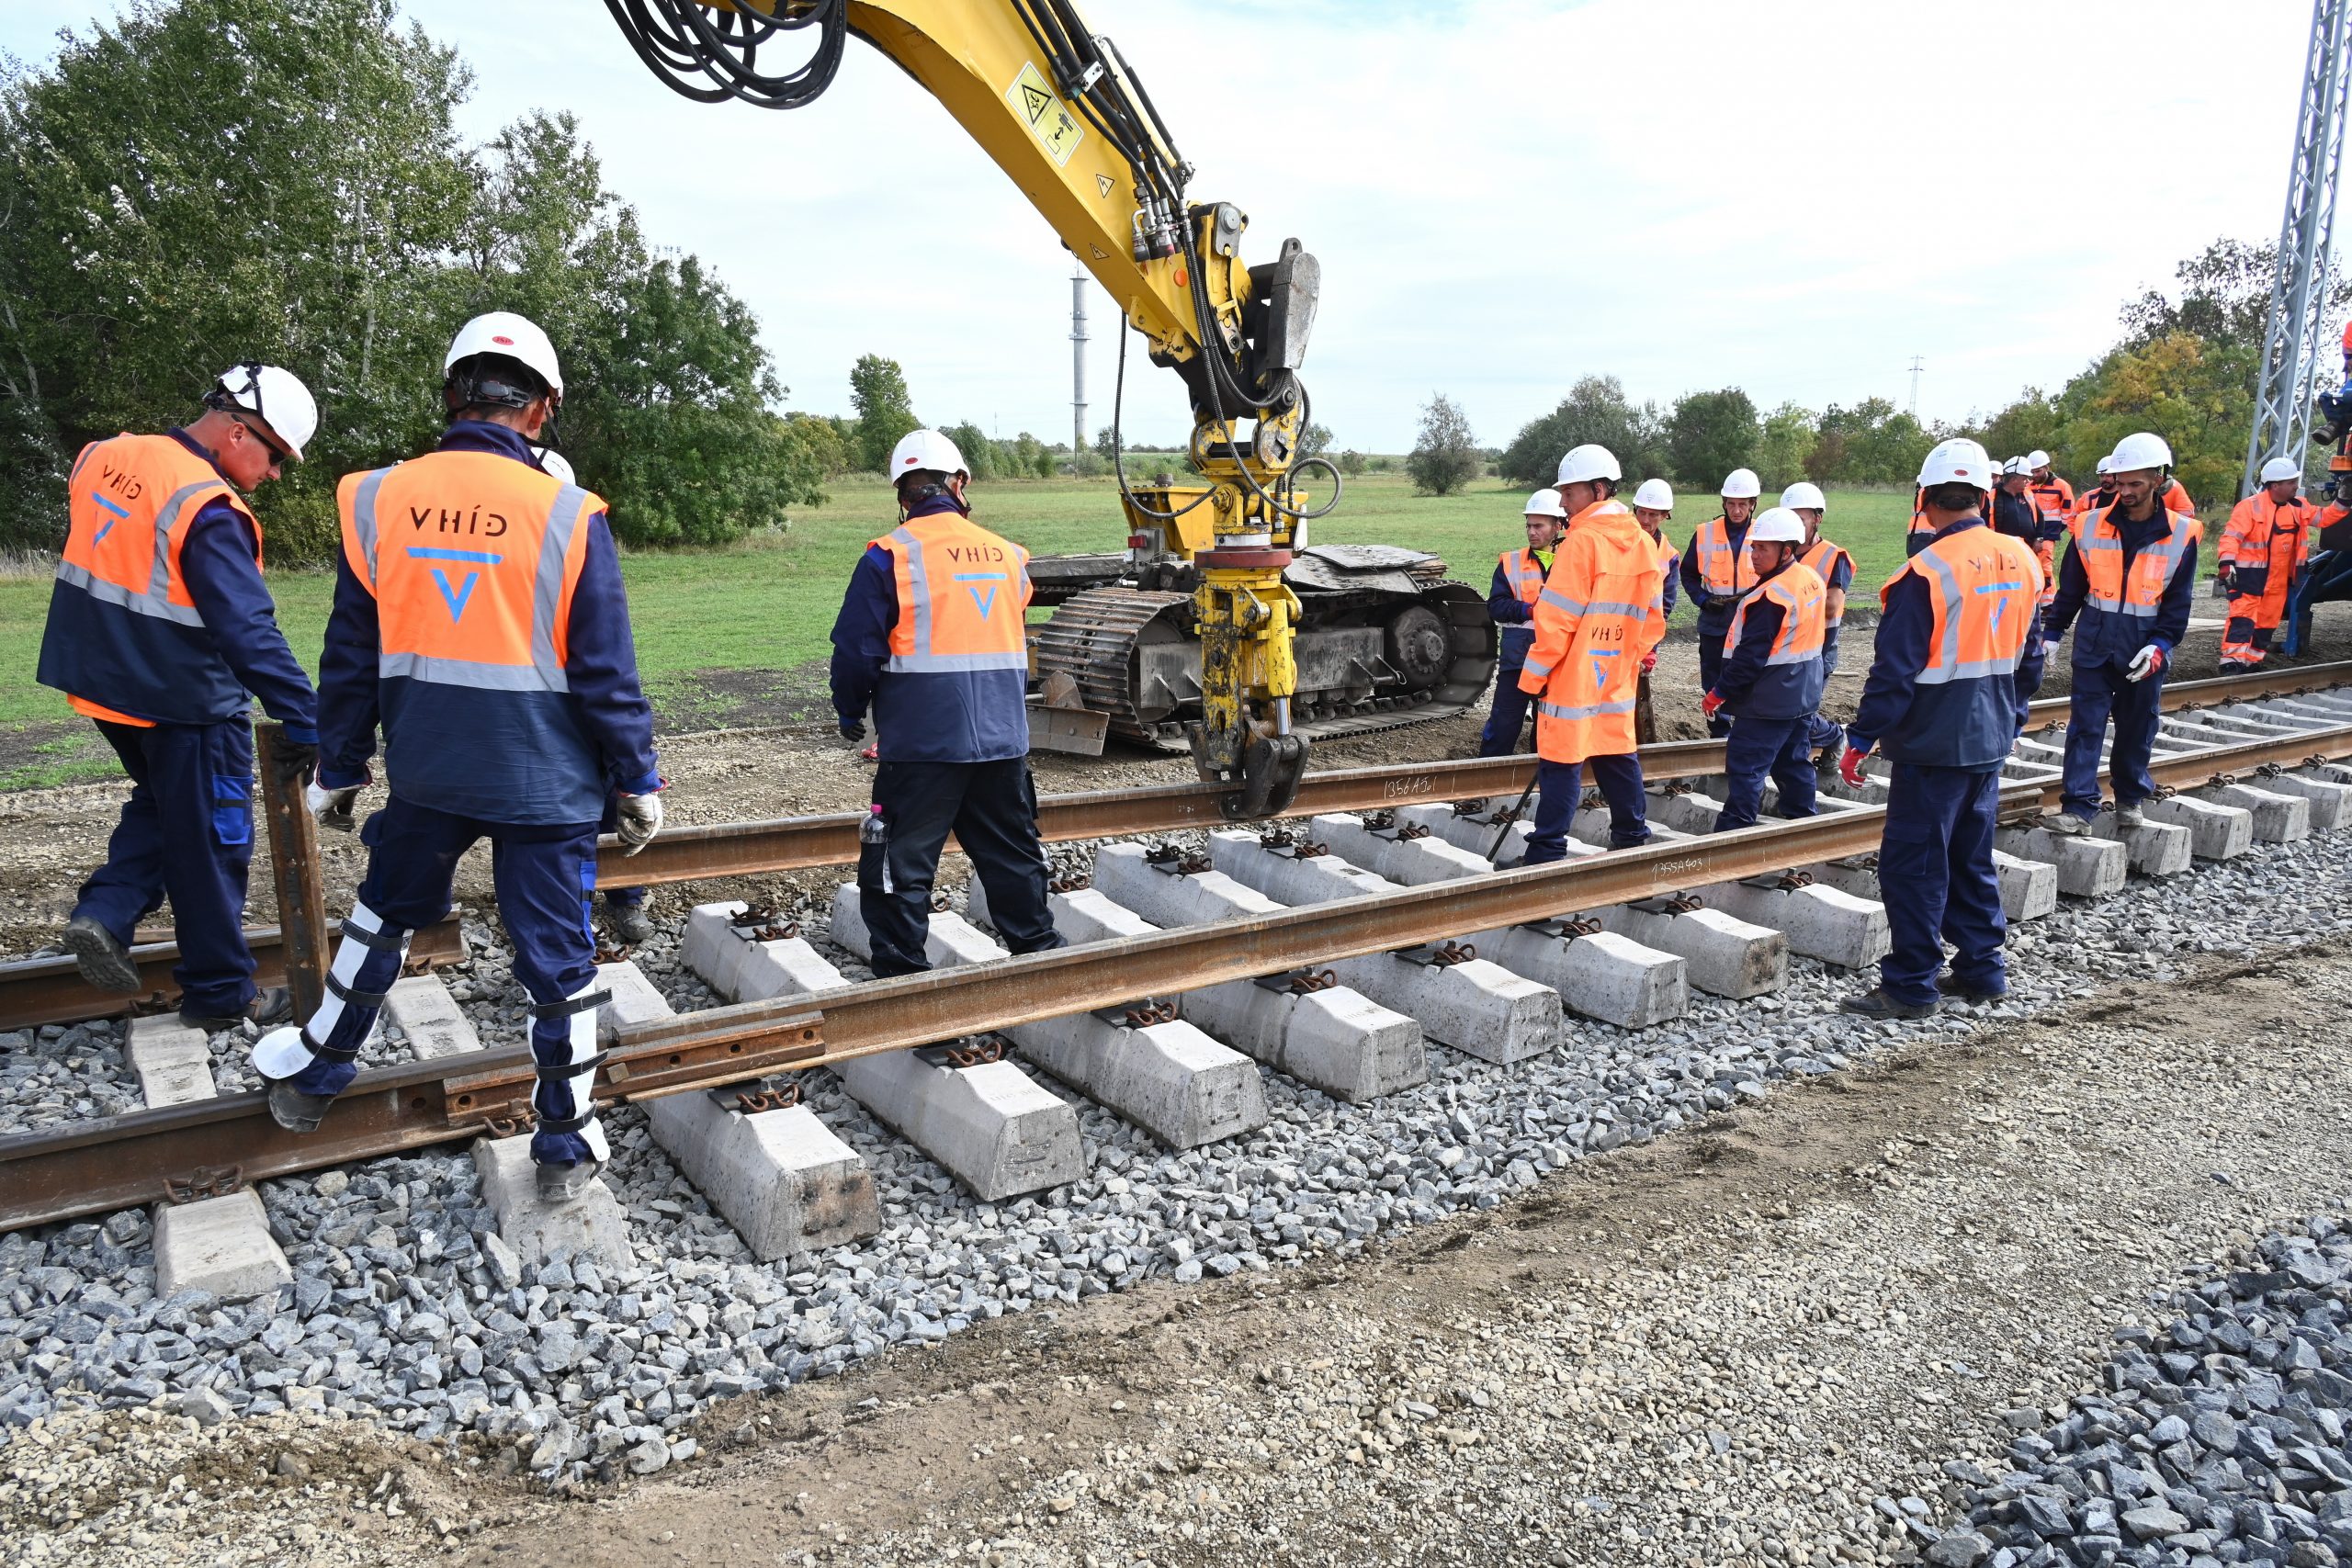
[[0, 918, 468, 1033], [595, 661, 2352, 888], [6, 718, 2348, 1233]]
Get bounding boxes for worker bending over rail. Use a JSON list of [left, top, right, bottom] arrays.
[[2040, 431, 2199, 836], [1515, 445, 1666, 862], [2217, 457, 2313, 673], [253, 312, 667, 1205], [1702, 509, 1826, 831], [1478, 490, 1569, 756], [831, 429, 1065, 977], [38, 364, 322, 1031], [1780, 482, 1850, 763], [1838, 438, 2044, 1019], [1681, 468, 1763, 738]]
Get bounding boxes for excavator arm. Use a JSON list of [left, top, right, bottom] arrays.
[[602, 0, 1327, 813]]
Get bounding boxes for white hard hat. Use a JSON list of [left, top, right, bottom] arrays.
[[446, 311, 563, 397], [208, 364, 318, 460], [1999, 456, 2024, 476], [1719, 468, 1761, 499], [1779, 480, 1826, 513], [2095, 456, 2114, 476], [1747, 507, 1807, 546], [2109, 431, 2173, 473], [1916, 436, 1995, 491], [1522, 488, 1567, 520], [1632, 478, 1675, 511], [537, 448, 576, 485], [1555, 444, 1623, 485], [2026, 449, 2052, 471], [890, 427, 969, 480], [2260, 456, 2302, 485]]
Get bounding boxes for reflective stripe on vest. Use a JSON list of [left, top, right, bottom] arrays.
[[1723, 564, 1826, 666], [1537, 693, 1638, 723], [55, 434, 257, 631], [2069, 505, 2200, 623], [876, 516, 1032, 673], [1691, 516, 1753, 597], [1498, 547, 1545, 607], [341, 452, 598, 693], [1884, 527, 2041, 687]]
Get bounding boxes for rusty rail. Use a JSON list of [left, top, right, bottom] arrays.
[[6, 718, 2347, 1232], [595, 661, 2352, 890], [256, 723, 331, 1021]]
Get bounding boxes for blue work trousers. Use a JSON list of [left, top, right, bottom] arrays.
[[2061, 658, 2162, 820], [1804, 632, 1844, 753], [1879, 763, 2007, 1005], [862, 758, 1065, 977], [1478, 661, 1535, 757], [1523, 754, 1649, 864], [1714, 714, 1817, 831], [74, 716, 256, 1018], [289, 795, 602, 1167]]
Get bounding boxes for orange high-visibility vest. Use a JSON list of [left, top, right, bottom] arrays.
[[1497, 547, 1546, 611], [1883, 526, 2042, 685], [2068, 504, 2202, 626], [1724, 562, 1827, 667], [1690, 514, 1755, 600], [59, 433, 259, 632], [1519, 501, 1663, 761], [874, 513, 1032, 672], [2220, 491, 2312, 609], [339, 452, 598, 691], [2159, 477, 2193, 513], [1794, 536, 1852, 625], [2029, 476, 2075, 531]]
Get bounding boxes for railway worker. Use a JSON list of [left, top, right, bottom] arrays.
[[1781, 481, 1851, 762], [1994, 459, 2057, 611], [2040, 431, 2199, 836], [2217, 457, 2315, 672], [2026, 450, 2075, 536], [1479, 489, 1570, 756], [38, 364, 322, 1030], [1702, 509, 1826, 830], [1516, 444, 1665, 861], [1837, 438, 2044, 1019], [1680, 468, 1763, 738], [2071, 457, 2116, 520], [830, 428, 1065, 977], [251, 312, 667, 1206], [1631, 479, 1679, 618]]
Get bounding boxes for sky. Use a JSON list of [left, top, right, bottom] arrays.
[[0, 0, 2325, 452]]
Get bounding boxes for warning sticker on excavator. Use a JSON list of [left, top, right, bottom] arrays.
[[1008, 62, 1084, 167]]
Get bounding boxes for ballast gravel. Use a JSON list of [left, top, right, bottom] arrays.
[[5, 813, 2352, 1502]]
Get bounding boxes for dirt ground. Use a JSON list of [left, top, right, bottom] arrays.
[[16, 924, 2352, 1567], [3, 600, 2348, 960]]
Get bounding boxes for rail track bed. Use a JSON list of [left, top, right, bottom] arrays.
[[5, 665, 2352, 1483]]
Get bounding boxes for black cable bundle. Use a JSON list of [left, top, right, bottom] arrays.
[[601, 0, 846, 109]]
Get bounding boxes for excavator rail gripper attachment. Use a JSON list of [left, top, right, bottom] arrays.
[[1227, 733, 1308, 821]]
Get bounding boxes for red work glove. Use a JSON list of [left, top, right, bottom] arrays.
[[1700, 690, 1724, 720], [1640, 649, 1657, 675], [1838, 746, 1870, 788]]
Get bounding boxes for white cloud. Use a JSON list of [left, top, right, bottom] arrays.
[[1, 0, 2318, 450]]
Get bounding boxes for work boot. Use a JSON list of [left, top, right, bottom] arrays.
[[60, 915, 142, 993], [605, 898, 653, 946], [2039, 811, 2089, 837], [1937, 969, 2007, 1003], [1838, 987, 1939, 1020], [2114, 802, 2145, 830], [536, 1158, 604, 1204], [266, 1077, 335, 1134], [181, 987, 294, 1032]]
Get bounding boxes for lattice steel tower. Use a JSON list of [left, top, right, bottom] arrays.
[[2245, 0, 2352, 499]]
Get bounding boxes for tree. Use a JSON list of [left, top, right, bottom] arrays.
[[1407, 393, 1479, 496], [1665, 387, 1761, 490], [943, 421, 997, 480], [1498, 376, 1668, 489], [1812, 397, 1923, 486], [1299, 422, 1334, 461], [2070, 331, 2256, 506], [1752, 401, 1817, 491], [1338, 448, 1367, 477], [1969, 389, 2064, 467], [781, 412, 853, 478], [849, 355, 920, 472]]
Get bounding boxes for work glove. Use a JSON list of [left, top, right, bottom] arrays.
[[615, 788, 665, 855], [1838, 746, 1871, 789], [2217, 562, 2238, 595], [839, 716, 866, 746], [1640, 649, 1658, 675], [306, 778, 362, 834], [1700, 690, 1725, 721], [271, 738, 319, 789], [2125, 644, 2165, 683], [2041, 638, 2064, 660]]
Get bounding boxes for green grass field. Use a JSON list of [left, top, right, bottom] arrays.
[[0, 472, 1926, 787]]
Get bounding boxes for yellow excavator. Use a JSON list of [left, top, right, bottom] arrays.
[[600, 0, 1495, 816]]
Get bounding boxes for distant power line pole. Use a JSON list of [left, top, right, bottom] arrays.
[[2245, 0, 2352, 499], [1905, 355, 1926, 419], [1070, 265, 1090, 455]]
